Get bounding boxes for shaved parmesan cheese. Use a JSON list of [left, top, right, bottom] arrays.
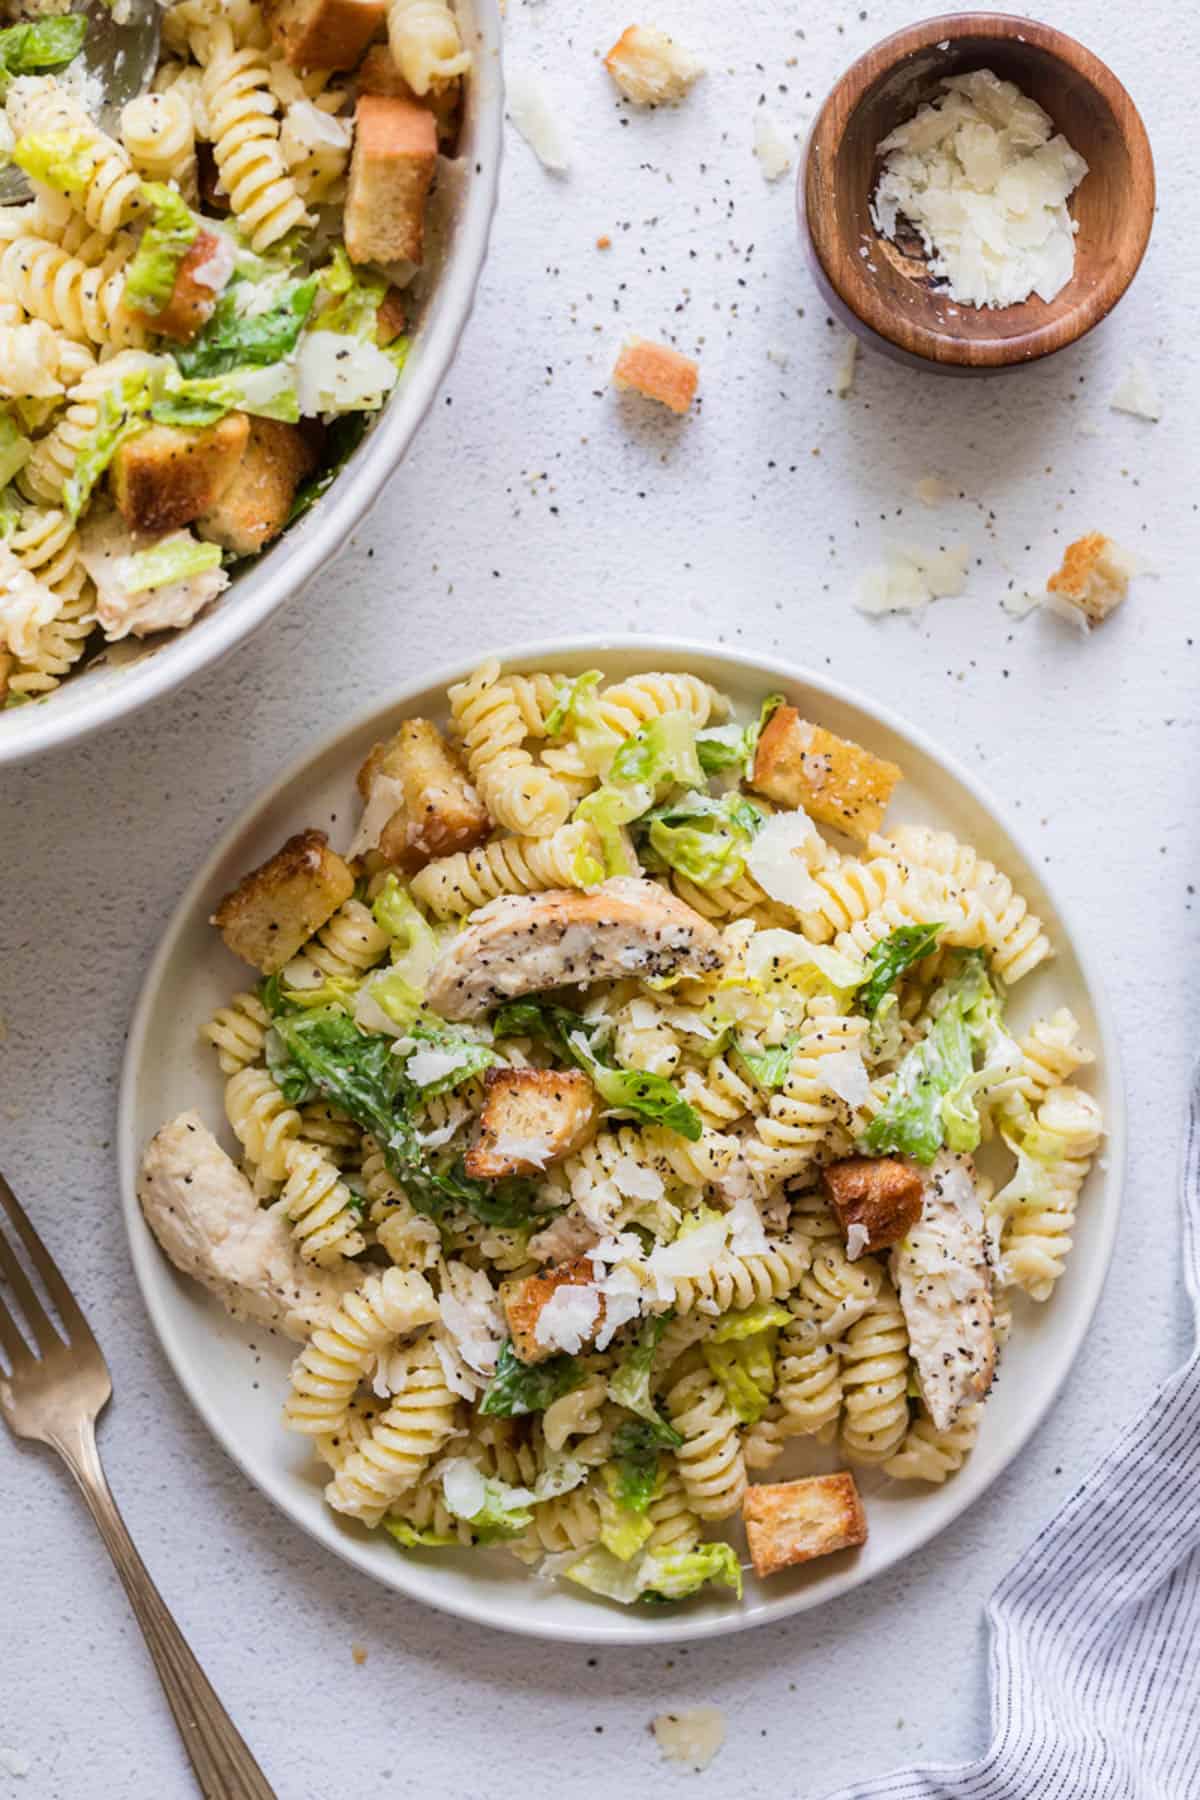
[[506, 66, 570, 172], [753, 109, 792, 180], [856, 541, 970, 615], [746, 810, 826, 911], [404, 1043, 478, 1088], [871, 68, 1088, 308], [1001, 589, 1042, 618], [534, 1282, 601, 1354], [820, 1049, 871, 1111], [1110, 357, 1162, 422], [348, 770, 406, 860], [441, 1457, 487, 1519], [726, 1189, 768, 1256], [611, 1155, 665, 1202], [653, 1708, 726, 1772], [833, 331, 858, 397], [846, 1221, 869, 1261], [295, 332, 398, 416]]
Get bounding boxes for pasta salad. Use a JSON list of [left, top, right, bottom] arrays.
[[0, 0, 470, 706], [139, 661, 1105, 1606]]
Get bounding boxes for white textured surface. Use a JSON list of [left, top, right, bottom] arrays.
[[0, 2, 1193, 1795]]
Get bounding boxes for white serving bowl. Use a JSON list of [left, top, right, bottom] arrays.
[[119, 638, 1124, 1645], [0, 2, 503, 767]]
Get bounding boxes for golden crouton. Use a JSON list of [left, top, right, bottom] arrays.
[[358, 44, 461, 140], [604, 25, 705, 106], [196, 419, 318, 558], [465, 1069, 598, 1180], [742, 1473, 867, 1578], [1046, 532, 1135, 628], [501, 1257, 603, 1364], [126, 230, 233, 344], [110, 415, 249, 537], [212, 829, 355, 973], [751, 706, 902, 843], [822, 1156, 924, 1257], [612, 336, 699, 415], [375, 286, 407, 347], [345, 93, 437, 267], [263, 0, 385, 71], [356, 718, 490, 871]]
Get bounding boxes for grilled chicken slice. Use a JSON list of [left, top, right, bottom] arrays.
[[890, 1151, 995, 1431], [138, 1113, 361, 1340], [424, 878, 723, 1021]]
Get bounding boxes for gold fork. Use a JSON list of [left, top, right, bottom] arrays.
[[0, 1172, 276, 1800]]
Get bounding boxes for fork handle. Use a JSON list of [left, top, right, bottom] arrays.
[[53, 1418, 276, 1800]]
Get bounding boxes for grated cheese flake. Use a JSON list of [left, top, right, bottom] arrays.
[[833, 331, 858, 397], [753, 109, 792, 181], [652, 1707, 727, 1771], [855, 541, 970, 615], [505, 65, 570, 173], [1110, 357, 1162, 422]]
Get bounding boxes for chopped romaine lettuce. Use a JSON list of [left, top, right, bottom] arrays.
[[384, 1519, 458, 1549], [599, 1464, 656, 1560], [0, 14, 86, 94], [399, 1018, 495, 1094], [12, 129, 95, 195], [350, 875, 442, 1032], [62, 371, 154, 520], [313, 246, 387, 337], [574, 710, 707, 876], [695, 692, 783, 779], [151, 363, 300, 428], [287, 411, 369, 525], [439, 1454, 588, 1542], [640, 791, 766, 888], [609, 1418, 663, 1513], [742, 929, 866, 1000], [856, 924, 942, 1017], [702, 1304, 785, 1424], [710, 1302, 791, 1341], [0, 413, 31, 490], [606, 1316, 683, 1448], [174, 274, 318, 379], [123, 184, 198, 317], [479, 1339, 586, 1415], [574, 785, 639, 878], [564, 1540, 742, 1605], [122, 534, 222, 594], [733, 1033, 799, 1090], [542, 670, 622, 775]]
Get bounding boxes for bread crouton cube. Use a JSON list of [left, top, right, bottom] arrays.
[[822, 1156, 924, 1257], [465, 1069, 598, 1180], [127, 229, 235, 343], [264, 0, 385, 71], [751, 707, 902, 843], [358, 44, 461, 140], [345, 93, 437, 267], [195, 418, 318, 558], [604, 25, 704, 106], [500, 1257, 603, 1364], [356, 717, 489, 869], [375, 286, 407, 345], [111, 414, 250, 537], [1045, 532, 1136, 628], [743, 1473, 867, 1578], [212, 829, 355, 972], [612, 337, 699, 415]]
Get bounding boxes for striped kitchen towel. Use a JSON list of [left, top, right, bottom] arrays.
[[829, 1080, 1200, 1800]]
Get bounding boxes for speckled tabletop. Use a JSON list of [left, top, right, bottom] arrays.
[[1, 2, 1196, 1795]]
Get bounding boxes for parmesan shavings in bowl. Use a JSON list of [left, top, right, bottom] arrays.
[[856, 542, 971, 615], [870, 68, 1088, 308], [745, 810, 827, 911], [652, 1707, 727, 1771]]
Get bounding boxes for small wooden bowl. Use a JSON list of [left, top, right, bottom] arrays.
[[800, 13, 1155, 372]]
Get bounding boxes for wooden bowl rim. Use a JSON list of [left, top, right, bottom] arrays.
[[801, 11, 1156, 369]]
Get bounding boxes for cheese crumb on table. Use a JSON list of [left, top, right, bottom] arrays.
[[1110, 357, 1162, 422], [652, 1707, 726, 1771], [506, 66, 570, 172], [753, 109, 791, 180], [612, 337, 699, 414], [833, 331, 858, 397], [856, 541, 971, 615], [604, 25, 704, 106], [1044, 533, 1137, 629], [870, 68, 1088, 308]]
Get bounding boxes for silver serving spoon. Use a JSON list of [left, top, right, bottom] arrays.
[[0, 0, 160, 203]]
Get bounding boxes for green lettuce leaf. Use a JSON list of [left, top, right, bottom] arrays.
[[609, 1418, 664, 1513], [62, 371, 154, 520], [400, 1018, 495, 1095], [599, 1463, 655, 1560], [314, 245, 387, 337], [695, 691, 783, 779], [564, 1540, 742, 1605], [384, 1519, 458, 1549], [286, 410, 368, 526], [640, 791, 766, 889], [574, 710, 707, 876], [174, 274, 318, 378], [732, 1033, 799, 1090], [542, 670, 622, 775], [350, 875, 443, 1032], [711, 1301, 791, 1341], [0, 13, 87, 94], [122, 534, 222, 594], [606, 1316, 683, 1448], [123, 183, 198, 317], [0, 413, 32, 490], [856, 923, 942, 1017], [150, 364, 299, 428], [703, 1306, 788, 1425], [479, 1339, 586, 1414], [12, 129, 95, 195]]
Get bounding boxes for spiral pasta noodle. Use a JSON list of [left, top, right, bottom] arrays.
[[200, 991, 270, 1073], [1001, 1083, 1103, 1301], [747, 1007, 871, 1187], [278, 1142, 365, 1264], [665, 1355, 747, 1520], [224, 1065, 302, 1185], [839, 1280, 910, 1464], [884, 1404, 980, 1484], [1, 233, 145, 349], [0, 321, 76, 399], [280, 898, 389, 989], [284, 1268, 437, 1436], [386, 0, 471, 95], [410, 821, 599, 917], [121, 90, 197, 189], [10, 81, 146, 238], [671, 1234, 810, 1317], [448, 660, 572, 838], [203, 36, 312, 252], [542, 1369, 609, 1453], [325, 1335, 461, 1524], [869, 825, 1052, 983]]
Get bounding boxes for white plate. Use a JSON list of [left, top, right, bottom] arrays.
[[118, 637, 1125, 1645], [0, 0, 503, 766]]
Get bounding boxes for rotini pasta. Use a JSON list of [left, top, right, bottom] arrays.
[[386, 0, 471, 96], [410, 821, 599, 917], [665, 1354, 748, 1520], [278, 1141, 365, 1264], [280, 897, 389, 989], [200, 991, 270, 1074], [203, 34, 312, 251], [325, 1335, 461, 1524], [284, 1267, 437, 1437], [121, 90, 197, 189], [840, 1281, 910, 1464], [448, 660, 572, 837]]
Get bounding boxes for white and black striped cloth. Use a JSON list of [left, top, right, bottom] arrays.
[[829, 1087, 1200, 1800]]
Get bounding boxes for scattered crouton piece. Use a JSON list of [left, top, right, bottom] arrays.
[[350, 1642, 369, 1666], [213, 830, 355, 973], [111, 415, 249, 537], [127, 230, 235, 343], [604, 25, 704, 106], [264, 0, 385, 71], [375, 286, 407, 346], [358, 44, 460, 140], [196, 418, 318, 558], [1044, 532, 1136, 629], [500, 1257, 602, 1363], [596, 234, 611, 250], [465, 1069, 598, 1180], [353, 717, 490, 868], [345, 92, 437, 266], [612, 336, 699, 415], [742, 1473, 867, 1577], [822, 1156, 924, 1257], [751, 707, 902, 843]]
